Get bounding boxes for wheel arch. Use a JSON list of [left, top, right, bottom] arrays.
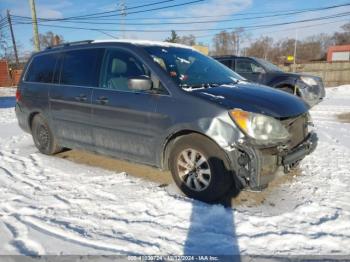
[[161, 129, 231, 171], [275, 83, 299, 95], [28, 111, 40, 130], [28, 110, 50, 130]]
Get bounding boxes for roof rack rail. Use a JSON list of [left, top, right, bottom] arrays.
[[46, 40, 94, 50]]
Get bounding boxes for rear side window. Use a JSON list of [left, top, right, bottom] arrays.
[[25, 53, 57, 83], [60, 49, 104, 87], [219, 59, 232, 68]]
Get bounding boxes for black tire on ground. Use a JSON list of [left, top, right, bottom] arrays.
[[31, 114, 62, 155], [169, 133, 238, 203]]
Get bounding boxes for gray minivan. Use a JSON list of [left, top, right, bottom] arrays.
[[16, 40, 318, 203]]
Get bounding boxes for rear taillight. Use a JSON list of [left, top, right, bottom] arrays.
[[16, 89, 21, 102]]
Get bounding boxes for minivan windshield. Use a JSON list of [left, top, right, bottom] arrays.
[[143, 46, 244, 89], [255, 58, 283, 72]]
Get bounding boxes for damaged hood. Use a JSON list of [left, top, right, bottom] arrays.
[[191, 83, 309, 118]]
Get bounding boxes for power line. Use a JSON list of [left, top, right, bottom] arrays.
[[10, 3, 350, 26], [0, 23, 9, 30], [11, 3, 350, 26], [67, 0, 206, 19], [194, 17, 350, 39], [0, 17, 7, 24], [0, 17, 8, 29], [96, 30, 118, 39], [56, 0, 177, 20], [0, 18, 10, 30], [13, 11, 350, 33], [12, 2, 350, 22], [10, 7, 286, 21], [56, 1, 350, 21], [12, 0, 205, 22], [68, 5, 350, 21]]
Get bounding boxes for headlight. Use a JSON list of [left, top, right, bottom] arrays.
[[229, 109, 290, 144], [300, 76, 318, 86]]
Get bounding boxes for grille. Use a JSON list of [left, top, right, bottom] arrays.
[[282, 114, 308, 149]]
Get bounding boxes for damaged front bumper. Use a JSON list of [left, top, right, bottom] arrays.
[[226, 132, 318, 190], [282, 132, 318, 167]]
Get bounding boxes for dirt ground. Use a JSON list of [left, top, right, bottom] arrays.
[[56, 149, 301, 207], [337, 112, 350, 123]]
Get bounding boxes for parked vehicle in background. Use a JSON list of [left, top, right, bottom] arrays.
[[16, 40, 318, 203], [213, 55, 326, 107]]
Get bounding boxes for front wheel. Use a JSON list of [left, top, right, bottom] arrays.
[[169, 134, 238, 203], [31, 114, 62, 155], [280, 86, 295, 95]]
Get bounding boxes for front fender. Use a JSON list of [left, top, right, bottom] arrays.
[[158, 112, 244, 169]]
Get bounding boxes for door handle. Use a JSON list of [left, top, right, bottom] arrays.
[[96, 96, 108, 105], [74, 94, 87, 102]]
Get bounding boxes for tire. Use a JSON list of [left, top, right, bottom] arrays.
[[31, 114, 62, 155], [280, 86, 295, 94], [169, 133, 236, 203]]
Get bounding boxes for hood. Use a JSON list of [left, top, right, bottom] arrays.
[[275, 71, 322, 81], [191, 82, 309, 118]]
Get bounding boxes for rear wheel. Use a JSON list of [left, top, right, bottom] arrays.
[[31, 114, 62, 155], [169, 134, 237, 203]]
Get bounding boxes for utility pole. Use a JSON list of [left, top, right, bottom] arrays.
[[293, 29, 298, 72], [6, 10, 19, 66], [28, 0, 40, 51], [118, 0, 127, 38]]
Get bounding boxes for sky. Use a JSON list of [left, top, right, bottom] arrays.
[[0, 0, 350, 55]]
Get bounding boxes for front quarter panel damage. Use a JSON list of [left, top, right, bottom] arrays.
[[198, 112, 244, 149]]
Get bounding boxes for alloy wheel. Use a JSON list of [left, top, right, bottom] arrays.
[[176, 148, 212, 191]]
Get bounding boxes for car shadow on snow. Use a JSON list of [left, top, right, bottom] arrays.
[[0, 96, 16, 108], [183, 157, 241, 261]]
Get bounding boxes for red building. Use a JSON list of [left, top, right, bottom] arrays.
[[327, 44, 350, 62], [0, 60, 12, 87]]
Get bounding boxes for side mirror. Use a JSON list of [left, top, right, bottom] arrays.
[[128, 76, 152, 91]]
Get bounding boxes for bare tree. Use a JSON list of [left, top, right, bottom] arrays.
[[245, 36, 274, 59], [180, 34, 196, 46], [331, 22, 350, 45], [0, 16, 11, 59], [224, 22, 350, 64], [30, 31, 64, 49], [165, 30, 181, 43], [211, 28, 248, 56]]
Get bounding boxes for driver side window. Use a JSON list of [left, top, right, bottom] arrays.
[[101, 49, 166, 93], [251, 62, 265, 73], [235, 59, 265, 74]]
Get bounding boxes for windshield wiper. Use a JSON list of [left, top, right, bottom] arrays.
[[180, 82, 226, 89], [221, 80, 240, 85], [180, 80, 240, 90]]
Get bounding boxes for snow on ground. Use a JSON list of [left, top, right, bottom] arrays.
[[0, 86, 349, 257], [0, 88, 16, 125]]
